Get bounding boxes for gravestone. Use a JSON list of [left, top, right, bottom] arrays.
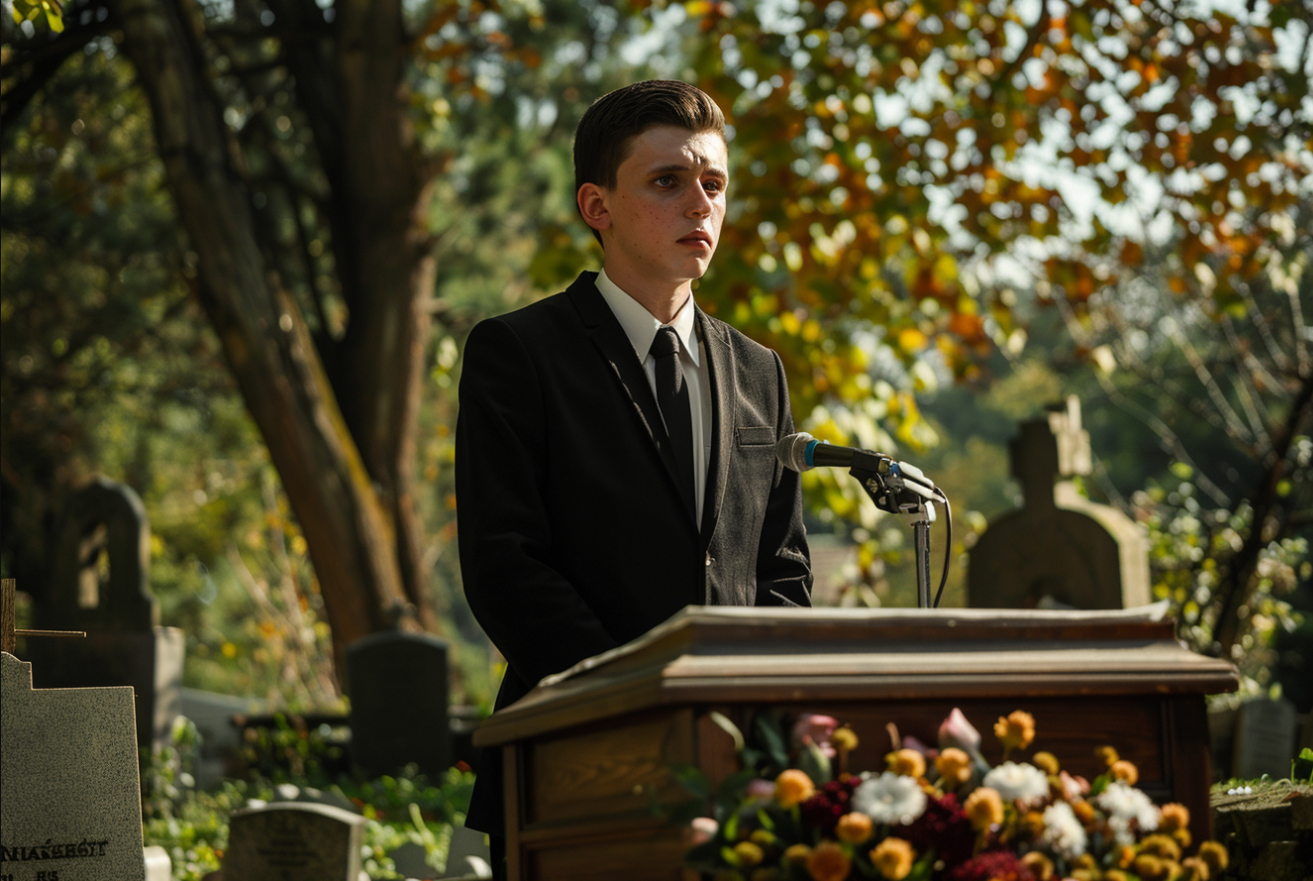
[[1, 651, 146, 880], [389, 841, 434, 880], [1233, 696, 1299, 780], [180, 687, 261, 787], [347, 631, 450, 778], [144, 845, 173, 881], [26, 477, 185, 749], [968, 397, 1152, 610], [222, 802, 365, 881]]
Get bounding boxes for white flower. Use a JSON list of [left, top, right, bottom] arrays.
[[1042, 801, 1088, 859], [982, 762, 1049, 803], [852, 772, 928, 825], [1096, 781, 1160, 844]]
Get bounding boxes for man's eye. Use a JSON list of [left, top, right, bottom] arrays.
[[654, 175, 676, 187]]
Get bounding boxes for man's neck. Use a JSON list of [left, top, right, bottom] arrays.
[[601, 264, 693, 325]]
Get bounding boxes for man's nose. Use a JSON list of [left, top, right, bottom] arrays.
[[686, 183, 713, 217]]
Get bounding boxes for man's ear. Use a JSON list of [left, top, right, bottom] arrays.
[[577, 183, 612, 233]]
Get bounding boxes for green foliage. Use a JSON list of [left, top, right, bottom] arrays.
[[1294, 748, 1313, 784], [139, 716, 474, 881]]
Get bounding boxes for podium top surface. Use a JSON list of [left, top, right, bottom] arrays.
[[474, 605, 1238, 747]]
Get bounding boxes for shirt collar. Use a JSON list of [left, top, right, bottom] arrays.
[[595, 268, 700, 366]]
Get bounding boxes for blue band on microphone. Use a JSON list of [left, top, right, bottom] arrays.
[[805, 439, 818, 467]]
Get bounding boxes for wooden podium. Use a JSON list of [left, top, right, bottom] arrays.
[[473, 606, 1238, 881]]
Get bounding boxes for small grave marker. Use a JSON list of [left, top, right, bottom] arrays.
[[222, 802, 365, 881]]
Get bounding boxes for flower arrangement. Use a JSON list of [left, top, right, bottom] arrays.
[[680, 708, 1229, 881]]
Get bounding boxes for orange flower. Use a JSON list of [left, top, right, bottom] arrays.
[[936, 747, 972, 786], [1110, 759, 1139, 785], [1139, 834, 1181, 861], [1159, 803, 1190, 832], [964, 786, 1004, 830], [836, 811, 873, 844], [775, 769, 816, 808], [994, 710, 1035, 753], [1021, 851, 1054, 881], [806, 840, 852, 881], [886, 748, 926, 779], [870, 837, 916, 881]]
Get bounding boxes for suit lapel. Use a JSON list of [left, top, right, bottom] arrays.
[[698, 310, 733, 546], [567, 274, 687, 501]]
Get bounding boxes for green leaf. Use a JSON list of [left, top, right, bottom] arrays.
[[753, 712, 790, 772], [1293, 747, 1313, 783], [708, 711, 746, 752], [798, 739, 833, 786], [670, 764, 713, 800]]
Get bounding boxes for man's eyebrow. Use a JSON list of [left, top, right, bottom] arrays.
[[647, 162, 728, 177]]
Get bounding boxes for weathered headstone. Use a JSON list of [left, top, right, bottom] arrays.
[[1, 651, 146, 880], [180, 687, 260, 787], [390, 841, 434, 880], [222, 802, 365, 881], [347, 631, 450, 778], [144, 845, 173, 881], [968, 397, 1152, 610], [26, 477, 185, 749], [1233, 696, 1299, 780]]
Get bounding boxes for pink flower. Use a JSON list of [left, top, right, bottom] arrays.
[[793, 713, 840, 758], [689, 816, 718, 845], [938, 708, 983, 761], [746, 777, 776, 800], [1059, 770, 1090, 801]]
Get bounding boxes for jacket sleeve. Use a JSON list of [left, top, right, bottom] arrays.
[[455, 317, 620, 688], [754, 350, 814, 607]]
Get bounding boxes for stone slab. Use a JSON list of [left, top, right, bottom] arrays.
[[0, 651, 145, 881], [223, 802, 365, 881]]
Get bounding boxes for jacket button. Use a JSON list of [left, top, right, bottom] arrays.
[[705, 553, 713, 567]]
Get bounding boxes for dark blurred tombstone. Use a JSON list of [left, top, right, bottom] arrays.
[[27, 477, 184, 749], [1233, 696, 1298, 780], [347, 631, 451, 779], [221, 802, 365, 881], [967, 397, 1151, 610]]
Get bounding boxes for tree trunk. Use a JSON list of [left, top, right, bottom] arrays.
[[111, 0, 436, 672]]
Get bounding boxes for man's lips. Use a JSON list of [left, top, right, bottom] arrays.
[[680, 231, 714, 246]]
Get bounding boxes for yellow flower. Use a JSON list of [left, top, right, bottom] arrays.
[[994, 710, 1035, 753], [886, 748, 926, 779], [1110, 759, 1139, 785], [734, 841, 765, 868], [964, 786, 1004, 830], [936, 747, 972, 786], [1105, 872, 1131, 881], [1172, 827, 1193, 849], [750, 869, 784, 881], [836, 811, 873, 844], [1021, 851, 1054, 881], [833, 726, 859, 752], [1021, 810, 1046, 838], [1159, 803, 1190, 832], [783, 844, 812, 866], [1133, 854, 1171, 881], [775, 769, 816, 808], [1179, 856, 1210, 881], [1095, 745, 1120, 767], [750, 829, 776, 847], [1139, 834, 1181, 862], [806, 840, 852, 881], [1198, 841, 1229, 873], [870, 837, 916, 881], [1032, 751, 1060, 775]]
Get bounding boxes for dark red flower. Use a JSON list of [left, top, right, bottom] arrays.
[[944, 849, 1035, 881], [799, 776, 859, 835], [902, 792, 974, 867]]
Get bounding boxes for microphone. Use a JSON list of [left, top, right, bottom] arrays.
[[775, 432, 887, 473], [775, 432, 938, 498]]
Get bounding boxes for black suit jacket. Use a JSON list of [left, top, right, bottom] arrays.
[[454, 271, 812, 834]]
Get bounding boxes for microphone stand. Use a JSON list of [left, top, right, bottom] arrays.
[[846, 450, 939, 609]]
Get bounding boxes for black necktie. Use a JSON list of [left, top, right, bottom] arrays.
[[650, 326, 696, 519]]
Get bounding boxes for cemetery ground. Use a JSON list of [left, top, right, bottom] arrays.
[[139, 714, 476, 881]]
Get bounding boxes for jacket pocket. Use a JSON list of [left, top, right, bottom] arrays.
[[736, 425, 775, 447]]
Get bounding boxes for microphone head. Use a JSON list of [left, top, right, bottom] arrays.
[[776, 432, 816, 472]]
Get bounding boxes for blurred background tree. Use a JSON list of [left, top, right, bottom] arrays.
[[3, 0, 1309, 710]]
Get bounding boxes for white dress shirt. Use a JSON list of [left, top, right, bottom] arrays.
[[595, 269, 712, 525]]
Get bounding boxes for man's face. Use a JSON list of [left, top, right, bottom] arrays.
[[583, 125, 728, 299]]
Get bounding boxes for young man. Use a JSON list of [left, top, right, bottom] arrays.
[[454, 79, 812, 853]]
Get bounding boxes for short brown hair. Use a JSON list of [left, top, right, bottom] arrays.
[[573, 80, 725, 195]]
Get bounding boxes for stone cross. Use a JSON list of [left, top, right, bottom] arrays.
[[1, 578, 86, 655]]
